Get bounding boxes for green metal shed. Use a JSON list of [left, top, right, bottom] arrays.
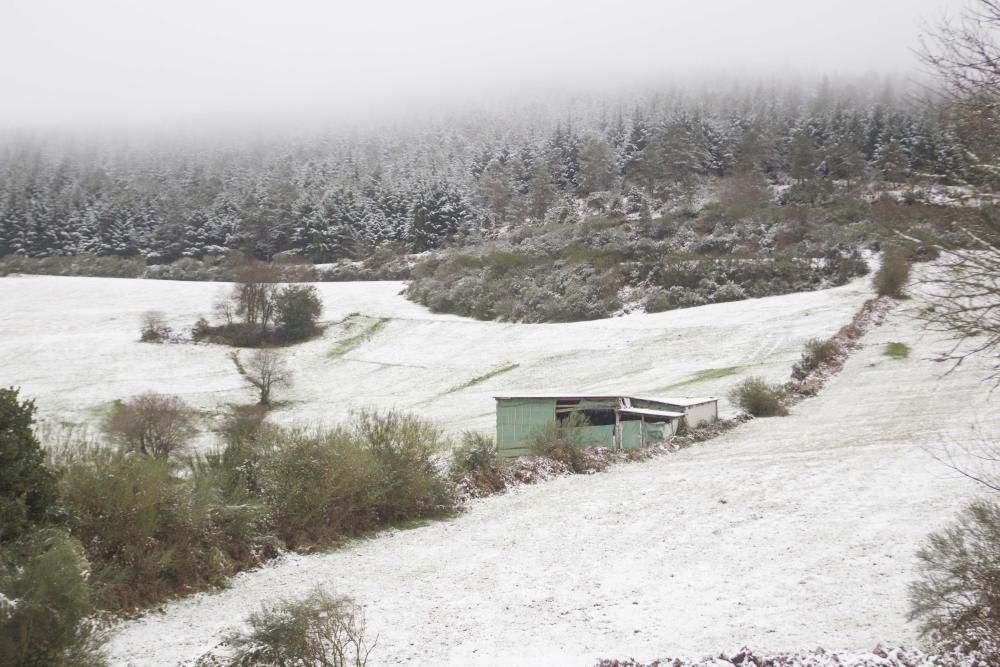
[[494, 394, 703, 458]]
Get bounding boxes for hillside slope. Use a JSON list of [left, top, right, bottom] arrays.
[[1, 274, 872, 439], [96, 281, 999, 665]]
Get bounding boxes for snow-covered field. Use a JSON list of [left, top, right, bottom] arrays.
[[1, 274, 872, 440], [2, 273, 997, 666]]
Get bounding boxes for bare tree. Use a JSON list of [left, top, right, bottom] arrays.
[[102, 392, 197, 458], [918, 241, 1000, 384], [917, 1, 1000, 384], [231, 261, 281, 332], [921, 0, 1000, 184], [230, 349, 293, 406]]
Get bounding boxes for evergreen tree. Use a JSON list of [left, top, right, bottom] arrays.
[[0, 388, 57, 544]]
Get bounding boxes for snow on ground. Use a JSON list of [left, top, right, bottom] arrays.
[[1, 274, 871, 442], [70, 275, 997, 666]]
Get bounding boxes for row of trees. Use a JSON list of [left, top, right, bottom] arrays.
[[0, 80, 975, 265]]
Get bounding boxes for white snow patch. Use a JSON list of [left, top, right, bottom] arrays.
[[1, 274, 875, 444], [82, 277, 1000, 666]]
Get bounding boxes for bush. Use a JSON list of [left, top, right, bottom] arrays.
[[59, 447, 244, 609], [450, 431, 497, 476], [529, 414, 592, 473], [139, 311, 172, 343], [101, 392, 197, 459], [225, 588, 374, 667], [874, 248, 911, 298], [790, 337, 842, 381], [909, 499, 1000, 661], [260, 412, 454, 548], [274, 285, 323, 343], [449, 431, 505, 495], [0, 387, 58, 543], [728, 377, 788, 417], [0, 529, 106, 667]]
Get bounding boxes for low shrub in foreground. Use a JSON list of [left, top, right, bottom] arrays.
[[728, 377, 788, 417], [790, 338, 841, 381], [58, 447, 256, 609], [909, 499, 1000, 662], [0, 529, 106, 667], [225, 588, 375, 667]]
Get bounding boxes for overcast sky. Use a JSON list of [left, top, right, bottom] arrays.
[[0, 0, 971, 129]]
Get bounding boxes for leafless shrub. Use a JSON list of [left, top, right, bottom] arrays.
[[232, 262, 281, 332], [225, 588, 376, 667], [139, 310, 172, 343], [230, 349, 292, 406], [101, 392, 197, 458], [917, 242, 1000, 386]]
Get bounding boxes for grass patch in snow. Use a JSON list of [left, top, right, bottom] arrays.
[[329, 316, 390, 358], [448, 363, 520, 393], [884, 341, 911, 359], [657, 366, 741, 391]]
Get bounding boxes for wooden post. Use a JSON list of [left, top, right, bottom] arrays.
[[614, 409, 621, 451]]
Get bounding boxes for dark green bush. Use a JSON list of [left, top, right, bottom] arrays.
[[909, 499, 1000, 661], [59, 447, 243, 609], [791, 338, 842, 381], [406, 214, 870, 323], [728, 377, 788, 417], [0, 387, 58, 543], [0, 529, 106, 667], [274, 285, 323, 342], [874, 248, 911, 298], [225, 588, 374, 667]]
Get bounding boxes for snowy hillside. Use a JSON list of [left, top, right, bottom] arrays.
[[97, 277, 999, 665], [1, 273, 875, 442]]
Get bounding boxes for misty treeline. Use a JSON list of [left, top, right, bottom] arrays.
[[0, 79, 970, 264]]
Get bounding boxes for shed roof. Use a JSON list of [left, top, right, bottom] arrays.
[[619, 407, 686, 419], [494, 394, 622, 401], [634, 396, 718, 406], [494, 394, 716, 406]]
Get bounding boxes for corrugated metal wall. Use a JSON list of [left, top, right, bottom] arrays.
[[495, 397, 699, 457], [496, 398, 557, 457]]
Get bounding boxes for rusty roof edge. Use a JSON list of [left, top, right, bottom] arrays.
[[493, 394, 717, 405]]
